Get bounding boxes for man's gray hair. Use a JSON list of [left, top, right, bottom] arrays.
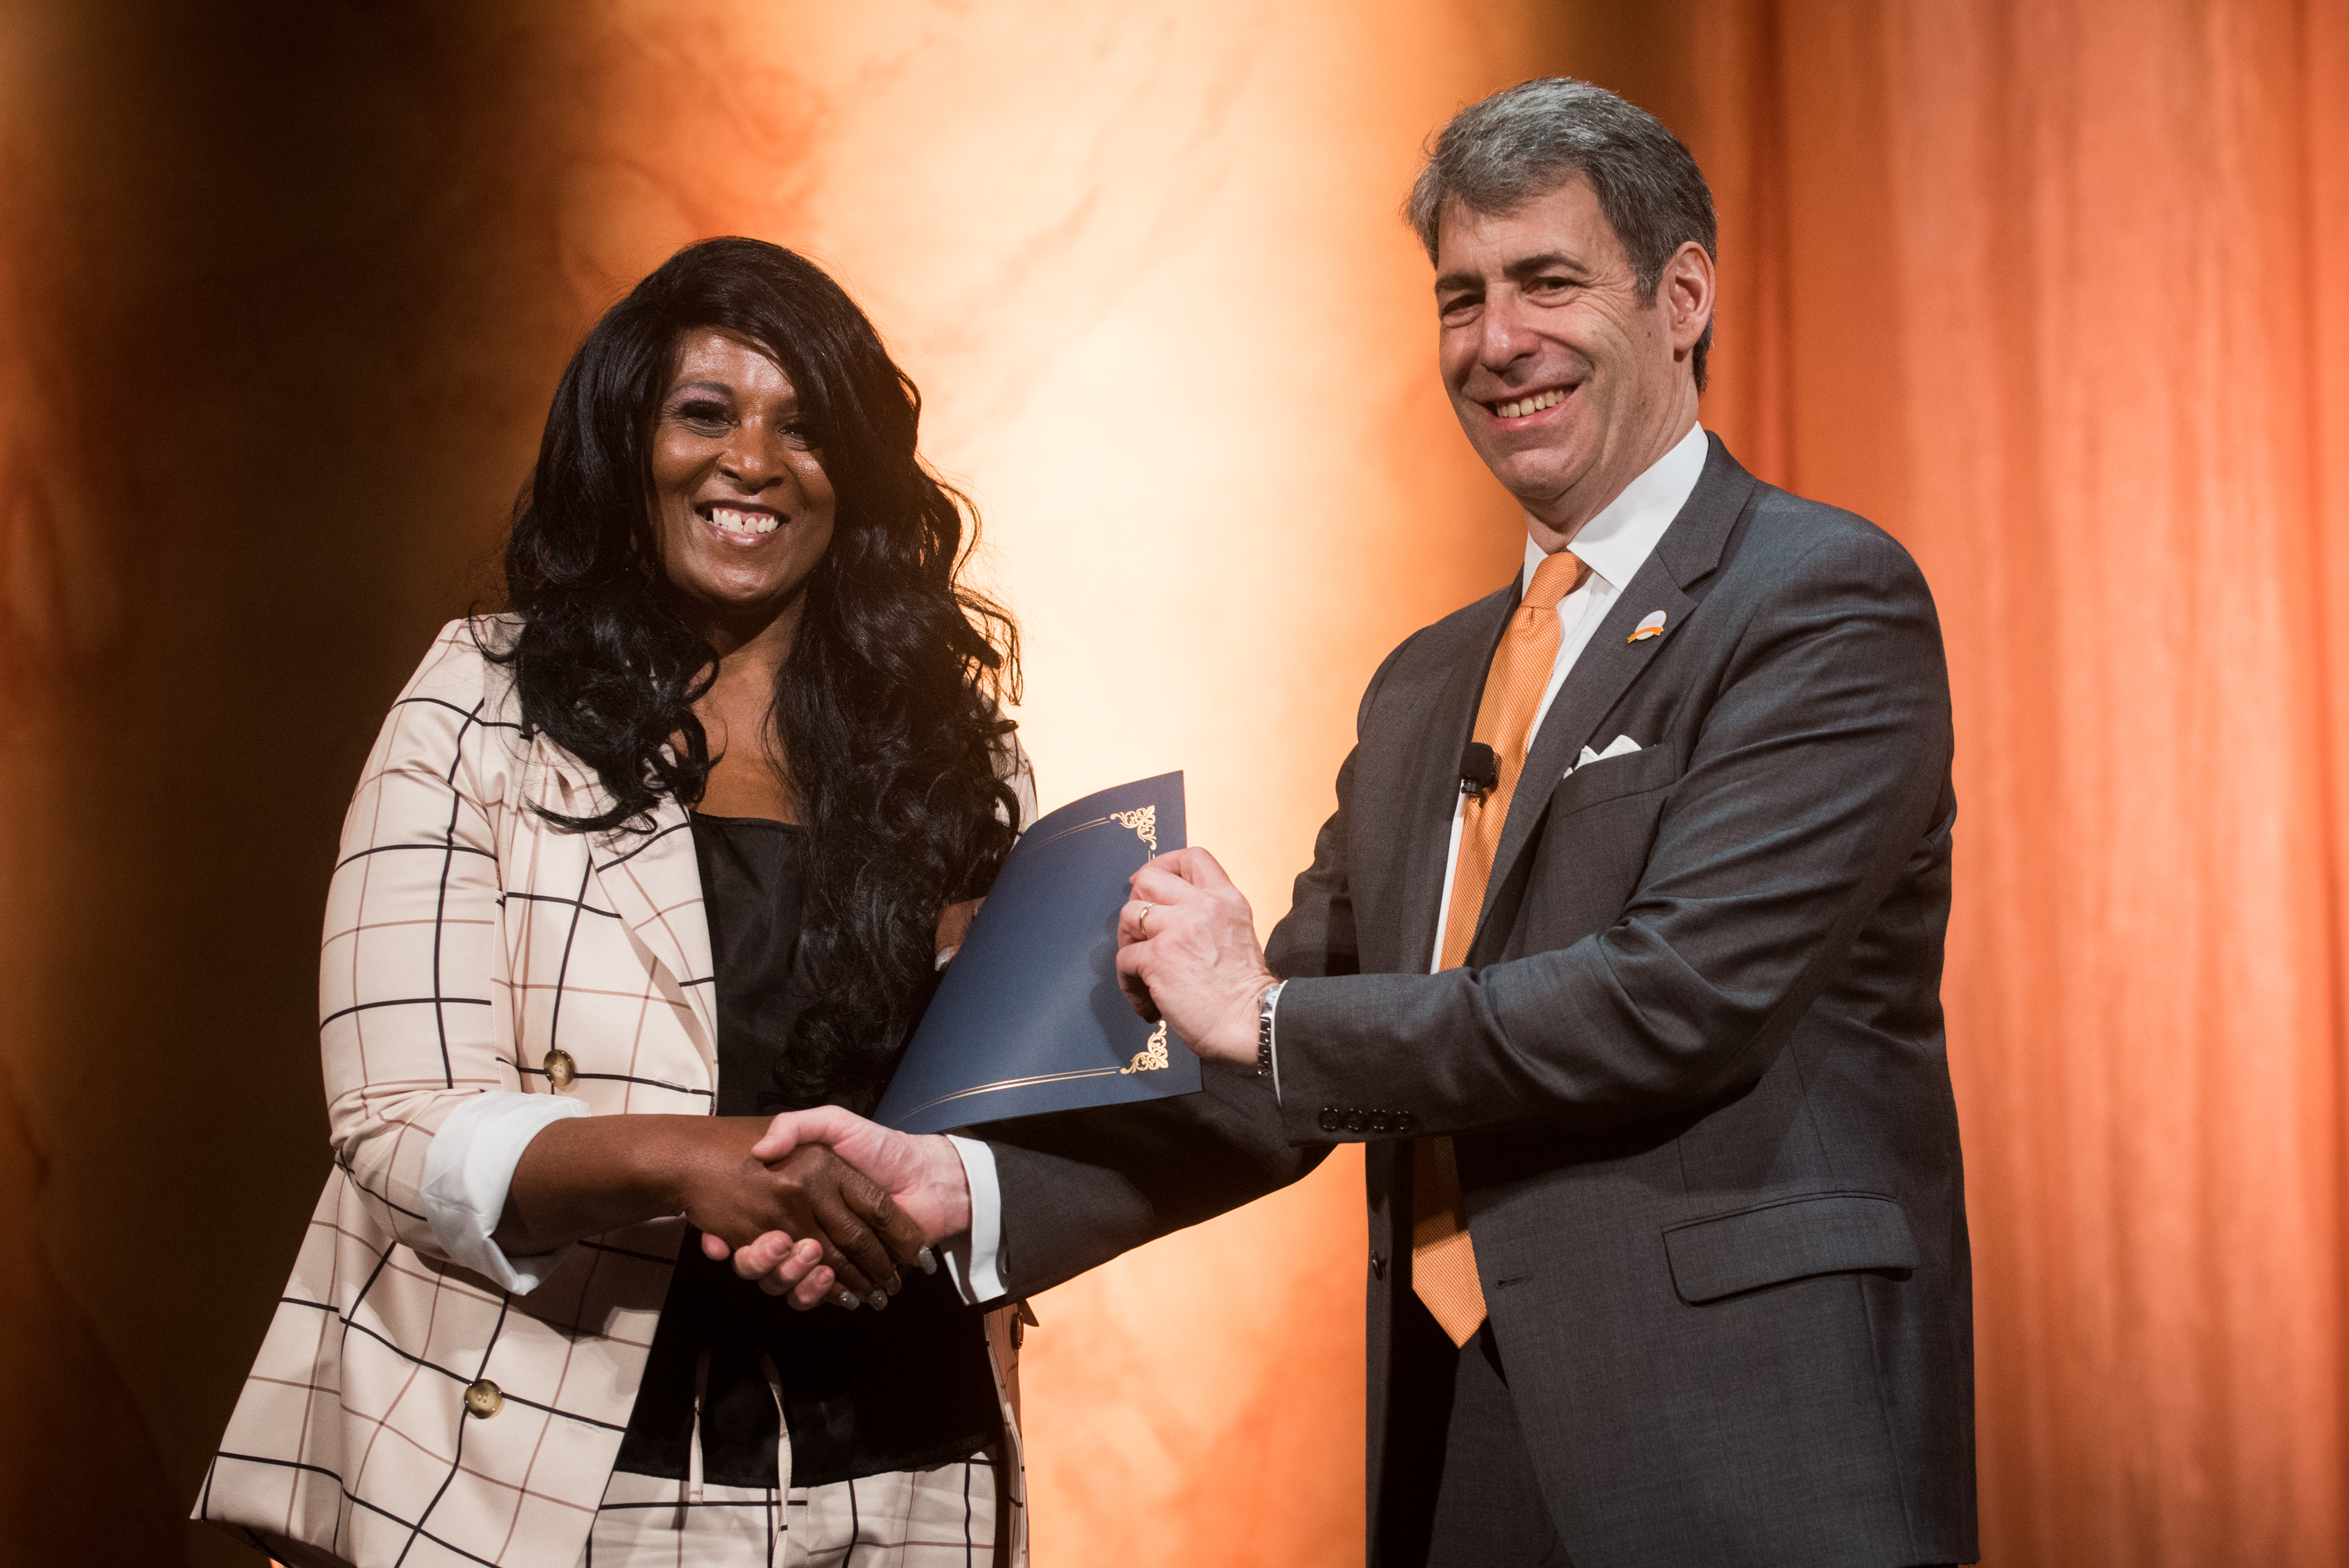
[[1408, 78, 1718, 390]]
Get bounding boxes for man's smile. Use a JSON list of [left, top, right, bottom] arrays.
[[1482, 384, 1575, 423]]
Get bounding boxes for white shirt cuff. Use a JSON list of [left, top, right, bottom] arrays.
[[940, 1133, 1005, 1304], [422, 1091, 592, 1294]]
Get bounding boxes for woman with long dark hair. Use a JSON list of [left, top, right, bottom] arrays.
[[200, 237, 1034, 1566]]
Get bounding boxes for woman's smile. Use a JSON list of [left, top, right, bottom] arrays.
[[699, 500, 786, 539]]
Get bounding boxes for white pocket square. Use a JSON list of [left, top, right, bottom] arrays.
[[1568, 734, 1642, 776]]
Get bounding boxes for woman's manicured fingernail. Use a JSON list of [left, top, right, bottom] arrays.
[[917, 1247, 938, 1275], [885, 1274, 902, 1296], [867, 1290, 889, 1310], [839, 1289, 858, 1309]]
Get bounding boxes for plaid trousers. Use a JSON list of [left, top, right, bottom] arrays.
[[579, 1451, 1006, 1566]]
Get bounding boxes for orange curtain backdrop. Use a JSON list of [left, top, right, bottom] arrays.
[[5, 4, 2349, 1566], [1886, 8, 2349, 1560], [1630, 2, 2349, 1562]]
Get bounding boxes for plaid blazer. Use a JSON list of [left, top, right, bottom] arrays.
[[197, 618, 1031, 1568]]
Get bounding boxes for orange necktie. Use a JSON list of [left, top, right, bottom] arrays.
[[1412, 549, 1590, 1347]]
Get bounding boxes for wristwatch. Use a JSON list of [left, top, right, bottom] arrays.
[[1256, 979, 1286, 1080]]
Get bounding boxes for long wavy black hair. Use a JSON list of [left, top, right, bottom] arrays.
[[493, 237, 1021, 1113]]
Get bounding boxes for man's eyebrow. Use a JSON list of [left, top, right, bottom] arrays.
[[1433, 251, 1592, 295], [1502, 251, 1589, 284]]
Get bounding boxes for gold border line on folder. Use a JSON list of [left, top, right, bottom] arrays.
[[900, 805, 1162, 1124], [892, 1065, 1130, 1125], [1030, 815, 1113, 850], [1027, 811, 1159, 859]]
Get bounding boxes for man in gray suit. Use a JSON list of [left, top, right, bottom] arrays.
[[1110, 73, 1970, 1566], [762, 77, 1974, 1568]]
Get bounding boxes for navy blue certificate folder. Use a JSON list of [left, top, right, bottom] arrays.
[[874, 771, 1200, 1134]]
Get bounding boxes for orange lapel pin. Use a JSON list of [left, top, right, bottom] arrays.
[[1628, 610, 1667, 643]]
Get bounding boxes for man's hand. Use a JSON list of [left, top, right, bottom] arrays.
[[499, 1113, 925, 1311], [1113, 846, 1276, 1065], [719, 1106, 976, 1309], [671, 1132, 928, 1309]]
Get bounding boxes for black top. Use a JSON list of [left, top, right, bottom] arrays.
[[611, 813, 1003, 1489]]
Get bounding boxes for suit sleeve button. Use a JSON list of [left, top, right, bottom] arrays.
[[1342, 1110, 1367, 1134], [1318, 1108, 1341, 1133], [1394, 1111, 1416, 1135], [1365, 1112, 1392, 1135], [464, 1379, 504, 1418]]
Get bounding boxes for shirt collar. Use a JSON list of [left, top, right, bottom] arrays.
[[1522, 421, 1709, 595]]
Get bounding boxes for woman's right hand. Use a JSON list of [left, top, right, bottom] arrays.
[[498, 1113, 928, 1307], [664, 1119, 930, 1306], [723, 1107, 976, 1307]]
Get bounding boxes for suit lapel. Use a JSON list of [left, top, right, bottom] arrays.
[[1480, 562, 1695, 911], [1396, 587, 1516, 973], [1473, 436, 1761, 943], [589, 806, 719, 1058], [538, 740, 720, 1060]]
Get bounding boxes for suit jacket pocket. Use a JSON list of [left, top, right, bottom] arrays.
[[1664, 1191, 1919, 1304], [1503, 744, 1680, 958], [1550, 743, 1680, 820]]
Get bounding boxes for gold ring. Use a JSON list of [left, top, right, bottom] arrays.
[[1137, 902, 1153, 936]]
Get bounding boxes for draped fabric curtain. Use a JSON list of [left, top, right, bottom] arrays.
[[1653, 5, 2349, 1561], [2, 3, 2344, 1565]]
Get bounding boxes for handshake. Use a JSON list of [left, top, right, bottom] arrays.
[[690, 1105, 974, 1312], [690, 843, 1279, 1310]]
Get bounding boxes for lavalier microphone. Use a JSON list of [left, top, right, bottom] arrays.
[[1459, 742, 1498, 799]]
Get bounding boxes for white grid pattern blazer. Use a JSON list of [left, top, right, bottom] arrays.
[[197, 618, 1030, 1568]]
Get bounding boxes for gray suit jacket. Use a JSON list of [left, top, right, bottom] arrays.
[[980, 437, 1975, 1568]]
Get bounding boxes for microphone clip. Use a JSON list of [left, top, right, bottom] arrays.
[[1458, 742, 1499, 801]]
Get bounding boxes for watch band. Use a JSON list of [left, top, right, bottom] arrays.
[[1256, 979, 1286, 1079]]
